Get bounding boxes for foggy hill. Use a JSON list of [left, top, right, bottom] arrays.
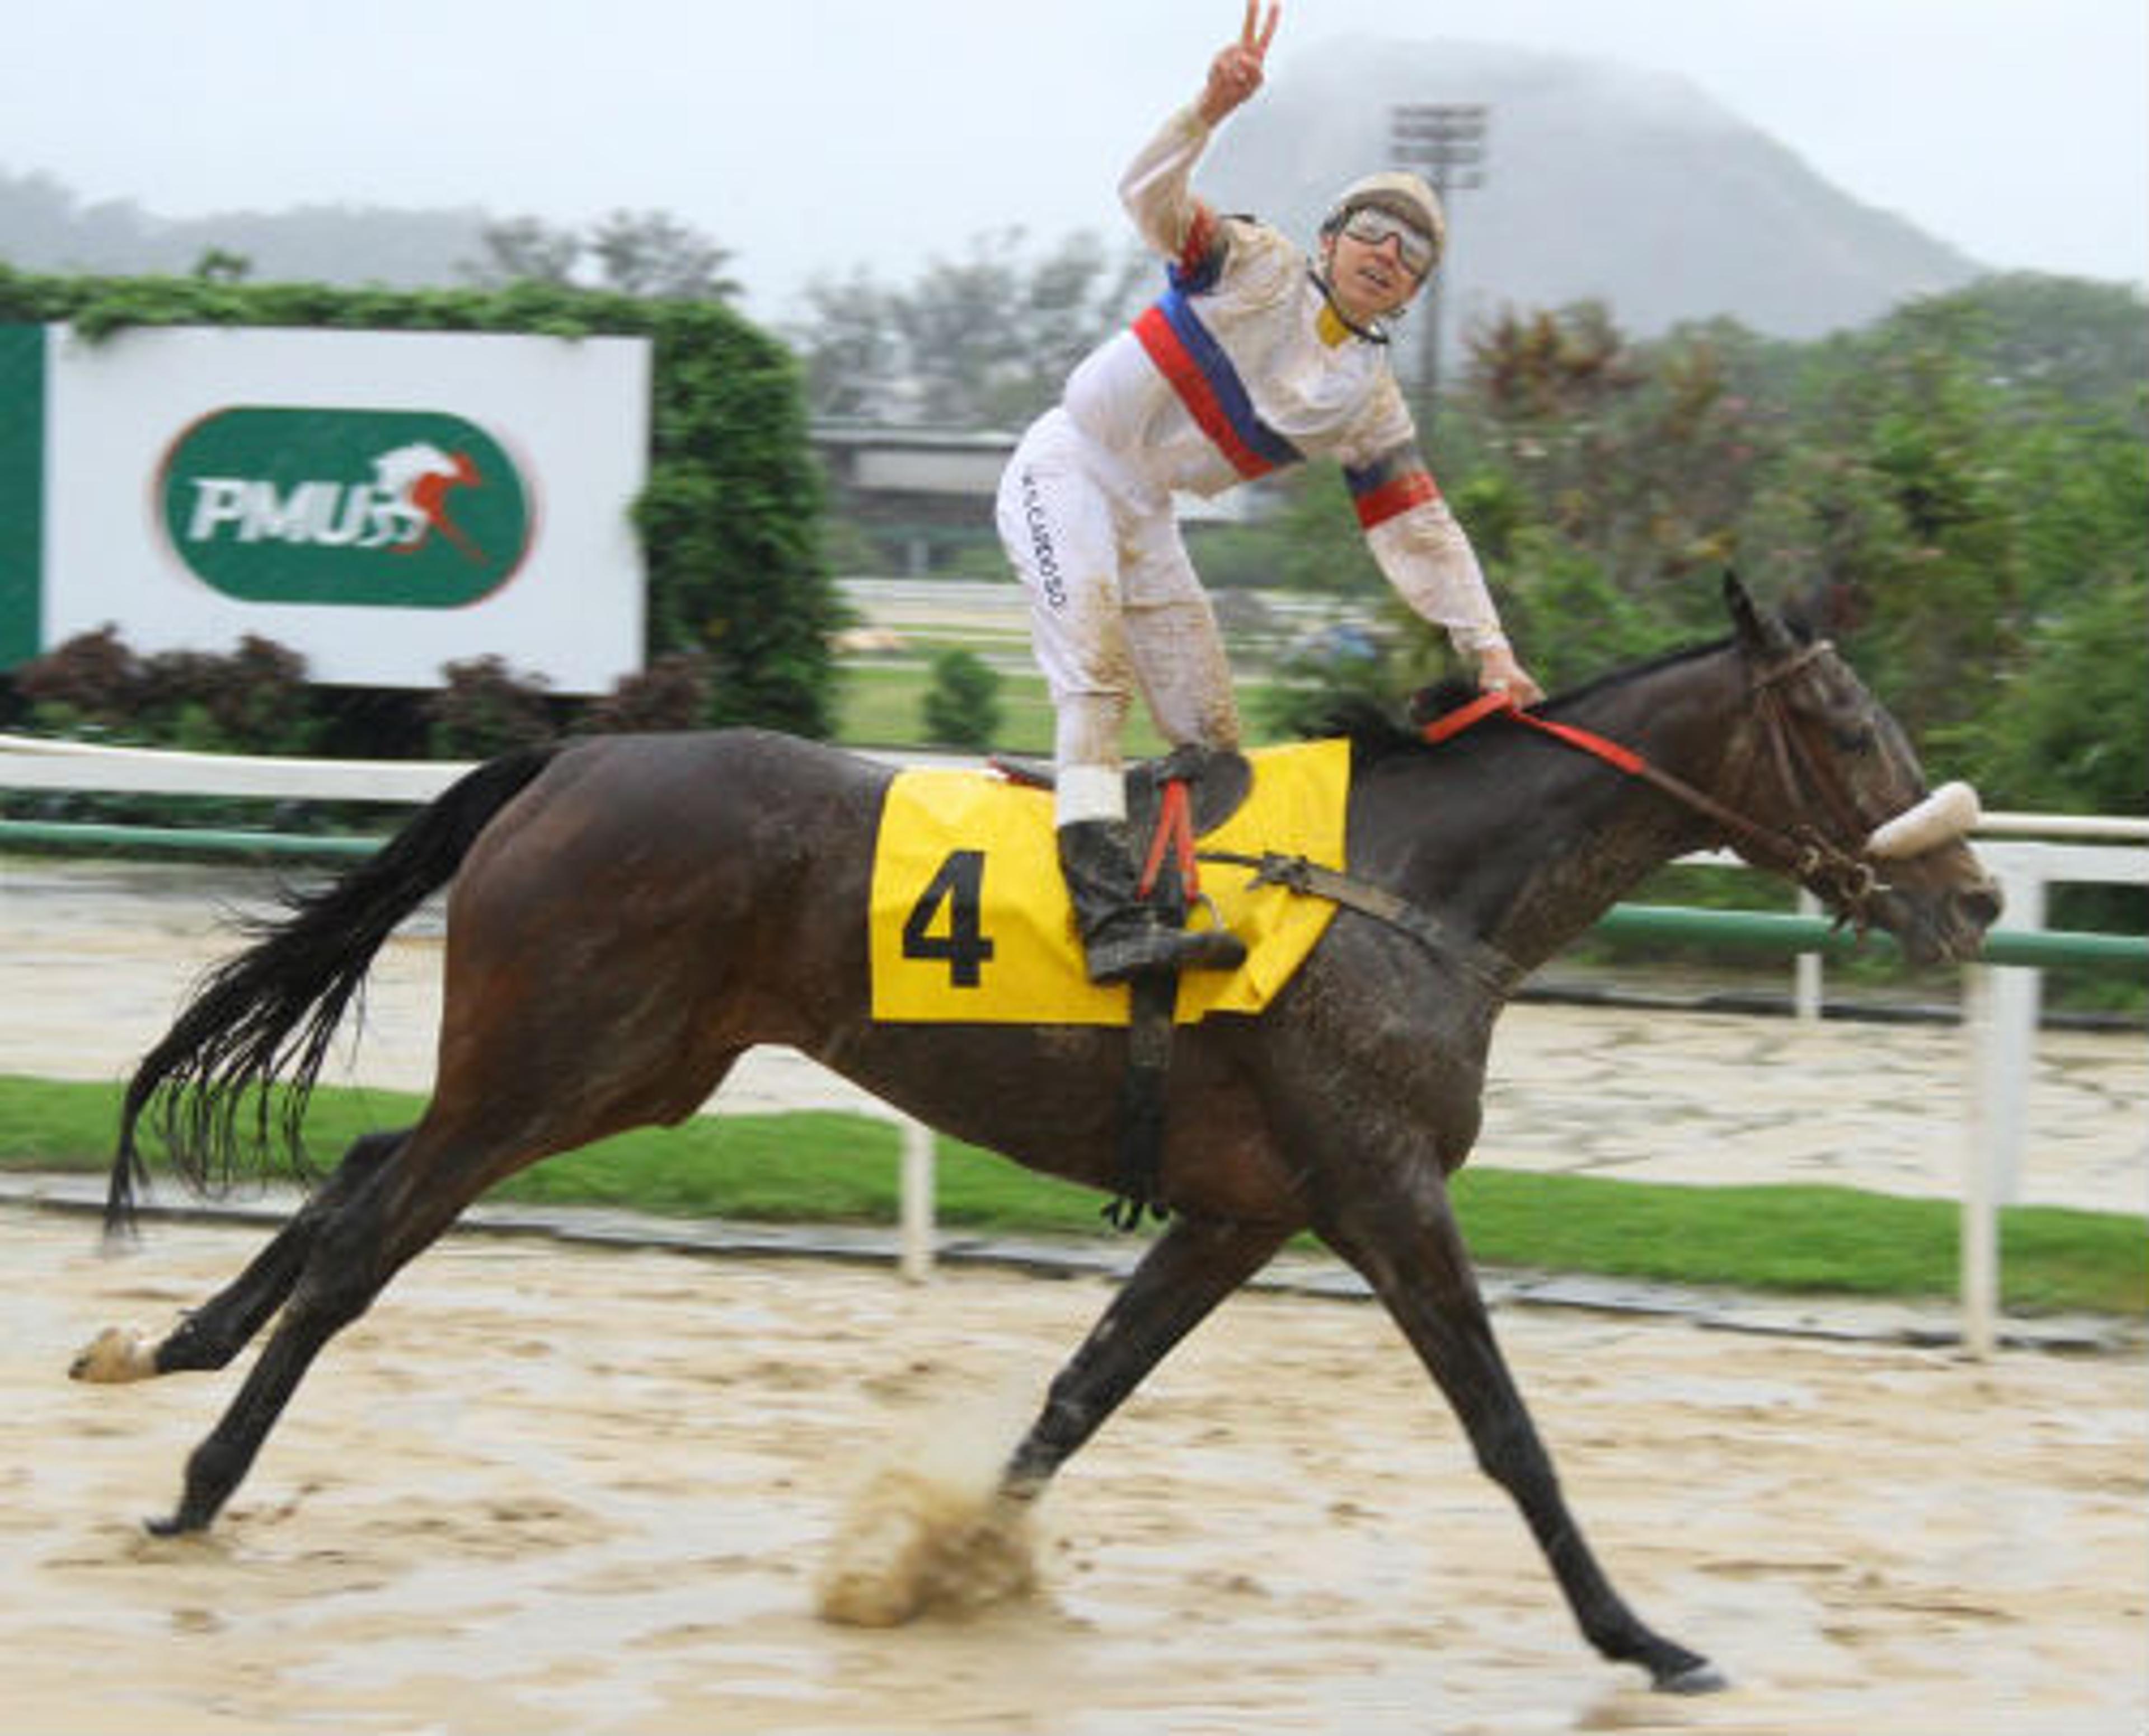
[[0, 168, 489, 288], [1201, 36, 1986, 341], [1, 37, 1987, 340]]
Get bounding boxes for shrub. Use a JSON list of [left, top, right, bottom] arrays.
[[13, 625, 140, 731], [426, 655, 556, 758], [920, 649, 1002, 749], [581, 651, 714, 733], [13, 626, 320, 753]]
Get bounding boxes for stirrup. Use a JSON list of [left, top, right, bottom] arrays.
[[1083, 915, 1246, 985]]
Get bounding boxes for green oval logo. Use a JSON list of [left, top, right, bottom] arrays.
[[159, 407, 533, 607]]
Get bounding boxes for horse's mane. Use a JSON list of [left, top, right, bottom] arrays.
[[1311, 635, 1740, 766]]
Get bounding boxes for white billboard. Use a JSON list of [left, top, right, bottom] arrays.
[[39, 325, 650, 692]]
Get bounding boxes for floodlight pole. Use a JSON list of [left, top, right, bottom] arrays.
[[1389, 103, 1488, 435]]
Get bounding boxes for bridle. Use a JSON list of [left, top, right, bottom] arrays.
[[1742, 640, 1893, 926], [1197, 636, 1959, 991], [1423, 640, 1890, 932]]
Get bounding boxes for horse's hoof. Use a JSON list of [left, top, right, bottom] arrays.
[[1653, 1658, 1729, 1695], [71, 1326, 156, 1383]]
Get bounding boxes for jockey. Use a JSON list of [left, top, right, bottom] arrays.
[[997, 0, 1542, 987]]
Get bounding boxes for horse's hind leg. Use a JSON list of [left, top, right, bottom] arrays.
[[1000, 1212, 1288, 1498], [140, 1124, 503, 1536], [72, 1130, 406, 1386], [1320, 1172, 1725, 1694]]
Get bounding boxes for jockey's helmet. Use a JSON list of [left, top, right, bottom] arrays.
[[1321, 171, 1447, 274]]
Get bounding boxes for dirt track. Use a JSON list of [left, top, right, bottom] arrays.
[[8, 1212, 2145, 1735], [5, 857, 2146, 1731]]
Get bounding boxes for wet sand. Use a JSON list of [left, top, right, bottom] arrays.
[[8, 1212, 2145, 1735]]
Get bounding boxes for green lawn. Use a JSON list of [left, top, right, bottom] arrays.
[[836, 659, 1080, 756], [833, 655, 1297, 756], [6, 1075, 2141, 1318]]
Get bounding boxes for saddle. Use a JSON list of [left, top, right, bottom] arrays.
[[990, 745, 1253, 1231], [990, 744, 1255, 841]]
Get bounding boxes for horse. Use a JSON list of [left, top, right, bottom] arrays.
[[70, 576, 1998, 1693]]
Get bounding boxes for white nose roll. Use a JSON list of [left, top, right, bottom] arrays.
[[1865, 781, 1982, 858]]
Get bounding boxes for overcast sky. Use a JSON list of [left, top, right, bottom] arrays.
[[6, 0, 2143, 316]]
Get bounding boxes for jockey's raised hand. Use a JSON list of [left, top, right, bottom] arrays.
[[1197, 1, 1280, 126]]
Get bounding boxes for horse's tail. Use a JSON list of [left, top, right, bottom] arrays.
[[105, 742, 565, 1239]]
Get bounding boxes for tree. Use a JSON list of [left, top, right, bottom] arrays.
[[921, 649, 1003, 748], [792, 228, 1148, 426], [461, 210, 738, 302], [191, 247, 252, 284], [1939, 274, 2149, 431], [464, 215, 583, 287], [1973, 571, 2148, 817], [1746, 297, 2021, 756], [587, 208, 738, 302], [796, 269, 904, 420]]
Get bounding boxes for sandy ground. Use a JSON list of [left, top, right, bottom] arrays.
[[6, 1211, 2145, 1736], [4, 856, 2146, 1730]]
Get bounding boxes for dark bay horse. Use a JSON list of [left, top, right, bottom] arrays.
[[72, 578, 1997, 1693]]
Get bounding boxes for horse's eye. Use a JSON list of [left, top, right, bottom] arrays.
[[1833, 726, 1877, 755]]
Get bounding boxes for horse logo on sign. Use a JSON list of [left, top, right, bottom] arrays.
[[159, 407, 533, 607]]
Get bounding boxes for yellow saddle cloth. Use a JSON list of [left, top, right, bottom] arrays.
[[868, 739, 1348, 1026]]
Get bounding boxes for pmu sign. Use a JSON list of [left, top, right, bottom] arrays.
[[162, 407, 534, 607], [9, 325, 650, 691]]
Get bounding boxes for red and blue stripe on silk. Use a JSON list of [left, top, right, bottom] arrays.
[[1131, 287, 1305, 481], [1174, 207, 1226, 293], [1343, 448, 1440, 529]]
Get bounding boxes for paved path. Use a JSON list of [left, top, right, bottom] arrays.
[[4, 854, 2143, 1216]]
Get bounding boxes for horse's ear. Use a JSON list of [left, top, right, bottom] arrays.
[[1723, 570, 1794, 658], [1785, 576, 1857, 640]]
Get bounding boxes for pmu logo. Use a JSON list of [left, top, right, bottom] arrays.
[[159, 407, 534, 608]]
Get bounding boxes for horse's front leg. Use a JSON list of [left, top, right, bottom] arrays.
[[1001, 1211, 1289, 1498], [1319, 1163, 1726, 1695]]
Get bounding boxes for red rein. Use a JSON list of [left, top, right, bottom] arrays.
[[1420, 691, 1645, 777]]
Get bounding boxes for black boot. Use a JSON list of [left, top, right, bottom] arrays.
[[1057, 819, 1246, 985]]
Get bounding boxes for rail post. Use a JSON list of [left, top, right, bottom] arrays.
[[1794, 888, 1824, 1021], [899, 1116, 936, 1283], [1984, 864, 2047, 1204], [1960, 964, 2001, 1360]]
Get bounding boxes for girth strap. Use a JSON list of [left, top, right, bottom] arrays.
[[1103, 774, 1199, 1232], [1104, 968, 1176, 1231], [1199, 849, 1523, 997]]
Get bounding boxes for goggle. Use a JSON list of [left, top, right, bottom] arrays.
[[1340, 205, 1437, 276]]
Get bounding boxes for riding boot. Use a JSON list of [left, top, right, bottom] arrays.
[[1057, 819, 1246, 985]]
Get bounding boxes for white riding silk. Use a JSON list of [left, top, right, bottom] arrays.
[[997, 102, 1515, 824]]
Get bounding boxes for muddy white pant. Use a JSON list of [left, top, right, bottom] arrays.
[[996, 408, 1242, 827]]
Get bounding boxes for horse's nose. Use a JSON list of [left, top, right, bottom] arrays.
[[1958, 879, 2003, 933]]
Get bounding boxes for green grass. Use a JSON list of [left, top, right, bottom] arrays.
[[832, 654, 1294, 756], [834, 660, 1078, 756], [6, 1075, 2141, 1317], [1448, 1169, 2145, 1316]]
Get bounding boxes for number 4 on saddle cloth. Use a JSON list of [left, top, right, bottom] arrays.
[[868, 740, 1349, 1026]]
